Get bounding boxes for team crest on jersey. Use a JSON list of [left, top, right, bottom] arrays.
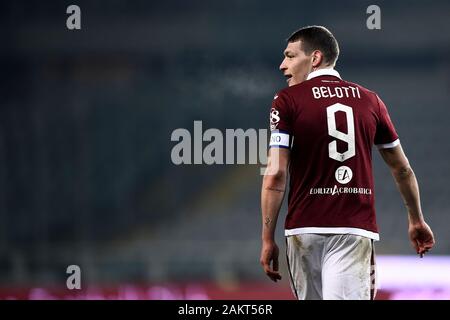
[[270, 108, 280, 130]]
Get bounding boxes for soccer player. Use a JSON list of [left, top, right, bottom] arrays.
[[260, 26, 435, 300]]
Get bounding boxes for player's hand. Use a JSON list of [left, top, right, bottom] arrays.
[[408, 220, 435, 257], [260, 240, 282, 282]]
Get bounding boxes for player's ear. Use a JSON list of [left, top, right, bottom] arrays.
[[312, 50, 323, 68]]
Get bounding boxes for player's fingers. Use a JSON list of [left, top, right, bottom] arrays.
[[265, 269, 278, 281], [273, 255, 279, 272], [418, 240, 434, 253], [259, 258, 267, 267], [262, 261, 274, 274], [424, 239, 435, 248], [262, 262, 281, 281], [261, 261, 270, 274], [411, 239, 420, 254], [418, 246, 431, 256], [267, 270, 282, 282]]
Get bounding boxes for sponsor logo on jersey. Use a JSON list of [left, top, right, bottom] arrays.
[[309, 185, 372, 196]]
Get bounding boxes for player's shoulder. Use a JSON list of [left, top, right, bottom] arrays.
[[272, 87, 292, 103], [273, 81, 309, 101], [344, 80, 379, 100], [283, 79, 315, 94]]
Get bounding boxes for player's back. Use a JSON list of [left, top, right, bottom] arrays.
[[270, 69, 398, 240]]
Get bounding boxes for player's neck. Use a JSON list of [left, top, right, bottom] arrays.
[[312, 64, 335, 72]]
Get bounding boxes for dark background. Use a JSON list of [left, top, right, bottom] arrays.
[[0, 0, 449, 293]]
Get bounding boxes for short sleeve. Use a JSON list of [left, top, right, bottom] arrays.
[[269, 91, 292, 133], [374, 94, 400, 149], [268, 91, 294, 149]]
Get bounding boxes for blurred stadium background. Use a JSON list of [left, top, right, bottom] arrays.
[[0, 0, 449, 299]]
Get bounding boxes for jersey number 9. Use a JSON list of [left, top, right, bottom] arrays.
[[326, 103, 355, 162]]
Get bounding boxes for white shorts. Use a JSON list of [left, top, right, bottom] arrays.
[[286, 233, 377, 300]]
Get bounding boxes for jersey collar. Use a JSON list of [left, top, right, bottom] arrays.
[[306, 68, 341, 80]]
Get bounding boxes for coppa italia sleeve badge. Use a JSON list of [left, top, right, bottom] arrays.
[[270, 108, 280, 130]]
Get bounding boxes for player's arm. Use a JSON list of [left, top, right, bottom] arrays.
[[260, 147, 290, 281], [378, 144, 435, 256]]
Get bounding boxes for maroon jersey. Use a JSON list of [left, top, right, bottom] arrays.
[[269, 69, 399, 240]]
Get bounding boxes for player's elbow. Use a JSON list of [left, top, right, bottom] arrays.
[[263, 168, 288, 189], [392, 164, 414, 181]]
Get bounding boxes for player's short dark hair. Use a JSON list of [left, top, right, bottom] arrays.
[[287, 26, 339, 66]]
